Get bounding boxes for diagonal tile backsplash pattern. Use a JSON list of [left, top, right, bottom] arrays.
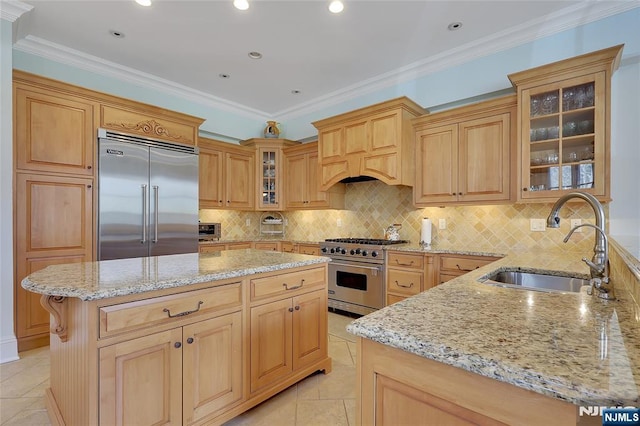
[[201, 180, 601, 254]]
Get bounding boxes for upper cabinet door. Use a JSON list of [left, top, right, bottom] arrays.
[[15, 86, 95, 176], [225, 151, 255, 210], [414, 125, 458, 205], [199, 147, 224, 207]]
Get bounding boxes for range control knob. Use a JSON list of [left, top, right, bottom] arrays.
[[350, 249, 356, 255], [330, 248, 336, 253], [321, 247, 328, 253], [361, 250, 368, 257], [371, 251, 378, 257], [340, 248, 347, 255], [355, 248, 362, 254]]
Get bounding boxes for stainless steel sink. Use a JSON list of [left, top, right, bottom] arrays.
[[480, 269, 590, 293]]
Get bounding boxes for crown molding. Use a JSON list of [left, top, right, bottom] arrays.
[[275, 2, 640, 120], [13, 35, 271, 121], [0, 0, 33, 22], [10, 2, 638, 122]]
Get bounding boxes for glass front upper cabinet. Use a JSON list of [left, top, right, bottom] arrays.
[[508, 44, 623, 202]]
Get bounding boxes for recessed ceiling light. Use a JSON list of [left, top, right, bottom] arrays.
[[448, 22, 463, 31], [135, 0, 152, 6], [291, 90, 301, 94], [328, 0, 344, 14], [219, 73, 230, 79], [248, 51, 262, 59], [109, 30, 125, 38], [233, 0, 249, 11]]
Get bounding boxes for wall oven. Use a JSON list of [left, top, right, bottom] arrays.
[[321, 238, 408, 316]]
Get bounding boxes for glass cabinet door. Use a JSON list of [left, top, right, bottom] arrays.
[[259, 148, 283, 210], [522, 72, 604, 199]]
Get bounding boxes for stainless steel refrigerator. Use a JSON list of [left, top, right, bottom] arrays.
[[97, 128, 199, 260]]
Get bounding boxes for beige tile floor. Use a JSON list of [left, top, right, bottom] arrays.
[[0, 312, 358, 426]]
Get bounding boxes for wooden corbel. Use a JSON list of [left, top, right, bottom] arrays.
[[40, 295, 68, 342]]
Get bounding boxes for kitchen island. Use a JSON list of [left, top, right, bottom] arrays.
[[348, 247, 640, 425], [22, 249, 332, 426]]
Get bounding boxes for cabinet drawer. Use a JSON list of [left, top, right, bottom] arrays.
[[298, 244, 320, 256], [440, 256, 496, 273], [251, 267, 325, 301], [199, 244, 225, 253], [387, 252, 424, 269], [99, 283, 242, 338], [387, 269, 422, 296], [254, 242, 280, 251], [281, 242, 297, 253], [439, 273, 461, 284]]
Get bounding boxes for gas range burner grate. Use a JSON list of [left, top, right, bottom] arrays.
[[325, 238, 409, 245]]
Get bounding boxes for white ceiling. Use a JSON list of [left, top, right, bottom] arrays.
[[8, 1, 638, 119]]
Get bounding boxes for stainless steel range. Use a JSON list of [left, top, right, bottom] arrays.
[[321, 238, 409, 316]]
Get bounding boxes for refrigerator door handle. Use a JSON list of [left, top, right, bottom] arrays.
[[141, 184, 148, 243], [153, 185, 159, 243]]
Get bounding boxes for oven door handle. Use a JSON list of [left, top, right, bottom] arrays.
[[330, 262, 381, 272]]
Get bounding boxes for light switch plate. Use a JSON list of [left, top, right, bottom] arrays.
[[530, 219, 546, 232], [337, 218, 342, 227], [246, 218, 251, 226], [438, 218, 446, 230]]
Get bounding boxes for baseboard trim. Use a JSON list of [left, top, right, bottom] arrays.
[[0, 335, 19, 364]]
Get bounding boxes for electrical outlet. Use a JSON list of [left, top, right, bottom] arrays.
[[570, 219, 582, 232], [245, 218, 251, 226], [337, 218, 342, 227], [530, 219, 546, 232], [438, 218, 446, 230], [284, 218, 288, 226]]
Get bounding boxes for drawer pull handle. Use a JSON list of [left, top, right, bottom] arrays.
[[395, 280, 414, 288], [455, 264, 476, 272], [395, 260, 414, 266], [283, 279, 304, 291], [163, 301, 203, 318]]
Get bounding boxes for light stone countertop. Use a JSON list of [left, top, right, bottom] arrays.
[[347, 248, 640, 407], [21, 249, 330, 301]]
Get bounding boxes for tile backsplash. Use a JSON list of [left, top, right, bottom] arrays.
[[200, 180, 602, 254]]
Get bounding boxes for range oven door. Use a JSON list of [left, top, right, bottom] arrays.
[[328, 261, 384, 313]]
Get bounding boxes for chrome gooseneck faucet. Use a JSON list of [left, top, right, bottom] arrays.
[[546, 191, 614, 300]]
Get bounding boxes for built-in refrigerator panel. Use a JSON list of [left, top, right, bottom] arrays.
[[97, 129, 199, 261], [149, 146, 198, 257]]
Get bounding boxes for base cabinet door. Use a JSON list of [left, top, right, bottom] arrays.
[[99, 328, 183, 426], [250, 298, 293, 393], [183, 312, 243, 424], [250, 288, 327, 393]]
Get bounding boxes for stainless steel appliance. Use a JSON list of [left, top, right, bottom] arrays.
[[321, 238, 409, 316], [199, 222, 221, 241], [97, 128, 199, 260]]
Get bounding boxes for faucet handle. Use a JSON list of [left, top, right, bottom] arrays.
[[582, 257, 605, 274]]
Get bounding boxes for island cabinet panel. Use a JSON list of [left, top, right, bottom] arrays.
[[291, 289, 328, 371], [183, 311, 243, 424], [99, 328, 184, 426], [358, 338, 577, 426]]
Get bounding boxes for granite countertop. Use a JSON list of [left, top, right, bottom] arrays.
[[22, 249, 330, 301], [347, 248, 640, 407]]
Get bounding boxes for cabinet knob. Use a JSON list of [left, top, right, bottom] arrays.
[[523, 188, 528, 191], [186, 337, 194, 344], [174, 342, 182, 349], [294, 305, 300, 310], [288, 307, 294, 312], [87, 165, 92, 170], [87, 185, 92, 189], [458, 192, 462, 196]]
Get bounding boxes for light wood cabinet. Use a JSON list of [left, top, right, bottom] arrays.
[[281, 241, 297, 253], [437, 254, 500, 285], [99, 290, 243, 425], [297, 243, 321, 256], [15, 173, 94, 351], [508, 45, 623, 202], [199, 242, 252, 253], [312, 97, 425, 190], [413, 96, 516, 206], [199, 137, 255, 210], [357, 338, 577, 426], [250, 289, 328, 394], [385, 251, 435, 305], [240, 138, 300, 211], [253, 241, 280, 251], [248, 266, 329, 395], [14, 84, 97, 176], [283, 142, 345, 210]]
